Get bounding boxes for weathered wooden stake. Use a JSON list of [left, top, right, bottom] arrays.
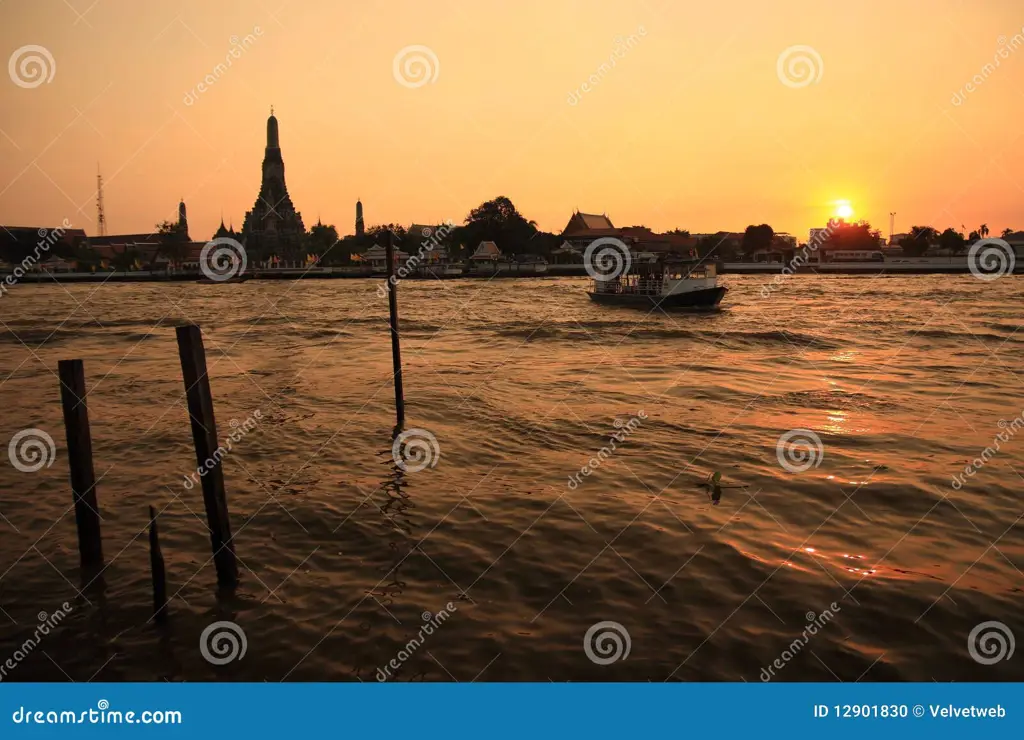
[[148, 505, 168, 623], [57, 359, 104, 568], [175, 324, 238, 589], [384, 230, 406, 425]]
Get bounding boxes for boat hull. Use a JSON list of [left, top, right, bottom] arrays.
[[587, 286, 727, 309]]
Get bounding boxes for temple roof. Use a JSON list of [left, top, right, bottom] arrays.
[[562, 211, 615, 235], [471, 241, 502, 259]]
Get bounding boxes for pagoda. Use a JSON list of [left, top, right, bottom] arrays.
[[241, 108, 306, 257]]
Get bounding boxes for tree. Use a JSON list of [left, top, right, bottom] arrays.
[[824, 220, 881, 251], [1003, 227, 1016, 238], [365, 224, 407, 244], [938, 227, 966, 255], [979, 224, 989, 239], [666, 228, 691, 237], [741, 224, 774, 258], [155, 220, 189, 265], [457, 196, 538, 256], [969, 230, 980, 241], [307, 223, 340, 256], [900, 226, 937, 257]]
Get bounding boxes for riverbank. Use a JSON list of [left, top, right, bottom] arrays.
[[6, 260, 1022, 284]]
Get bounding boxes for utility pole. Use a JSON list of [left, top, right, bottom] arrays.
[[96, 164, 107, 237]]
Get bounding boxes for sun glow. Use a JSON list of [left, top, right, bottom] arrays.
[[835, 201, 854, 220]]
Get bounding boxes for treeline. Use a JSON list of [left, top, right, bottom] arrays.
[[309, 196, 562, 265], [897, 225, 1017, 257]]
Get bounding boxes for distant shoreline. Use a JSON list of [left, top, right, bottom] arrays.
[[4, 261, 1021, 286]]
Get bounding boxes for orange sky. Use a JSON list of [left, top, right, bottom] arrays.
[[1, 0, 1023, 242]]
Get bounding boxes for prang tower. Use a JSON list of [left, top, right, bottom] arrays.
[[242, 108, 306, 255]]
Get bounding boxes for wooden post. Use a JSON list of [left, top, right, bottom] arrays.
[[384, 230, 406, 425], [175, 324, 238, 589], [57, 359, 103, 568], [148, 506, 168, 623]]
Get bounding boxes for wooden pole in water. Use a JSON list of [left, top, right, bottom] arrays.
[[148, 505, 168, 623], [57, 359, 104, 568], [175, 324, 238, 589], [384, 230, 406, 426]]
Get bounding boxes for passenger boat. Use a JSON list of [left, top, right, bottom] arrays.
[[587, 256, 727, 309]]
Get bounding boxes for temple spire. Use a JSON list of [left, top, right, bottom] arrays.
[[266, 107, 279, 149], [178, 198, 189, 239]]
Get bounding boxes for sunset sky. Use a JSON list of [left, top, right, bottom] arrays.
[[1, 0, 1023, 242]]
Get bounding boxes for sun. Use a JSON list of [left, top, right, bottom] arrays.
[[835, 200, 854, 220]]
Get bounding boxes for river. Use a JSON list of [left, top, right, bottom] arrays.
[[0, 274, 1021, 681]]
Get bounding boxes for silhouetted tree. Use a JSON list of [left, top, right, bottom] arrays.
[[307, 223, 340, 255], [1002, 227, 1016, 238], [900, 226, 937, 257], [456, 196, 538, 256], [741, 224, 774, 257], [824, 221, 881, 251], [156, 220, 189, 265], [366, 224, 407, 244], [938, 228, 967, 254]]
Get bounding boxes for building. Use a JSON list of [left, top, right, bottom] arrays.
[[355, 199, 364, 238], [560, 210, 697, 255], [470, 240, 502, 263], [360, 244, 410, 272], [0, 225, 89, 269], [1001, 231, 1024, 255], [241, 108, 306, 257], [213, 217, 240, 242], [809, 227, 831, 245]]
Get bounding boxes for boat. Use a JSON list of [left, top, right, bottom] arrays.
[[587, 256, 727, 309]]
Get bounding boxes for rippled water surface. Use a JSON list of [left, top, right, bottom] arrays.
[[1, 275, 1022, 681]]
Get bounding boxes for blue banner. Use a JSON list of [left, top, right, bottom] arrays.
[[0, 683, 1020, 738]]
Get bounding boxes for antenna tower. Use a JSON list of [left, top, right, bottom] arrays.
[[96, 165, 107, 237]]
